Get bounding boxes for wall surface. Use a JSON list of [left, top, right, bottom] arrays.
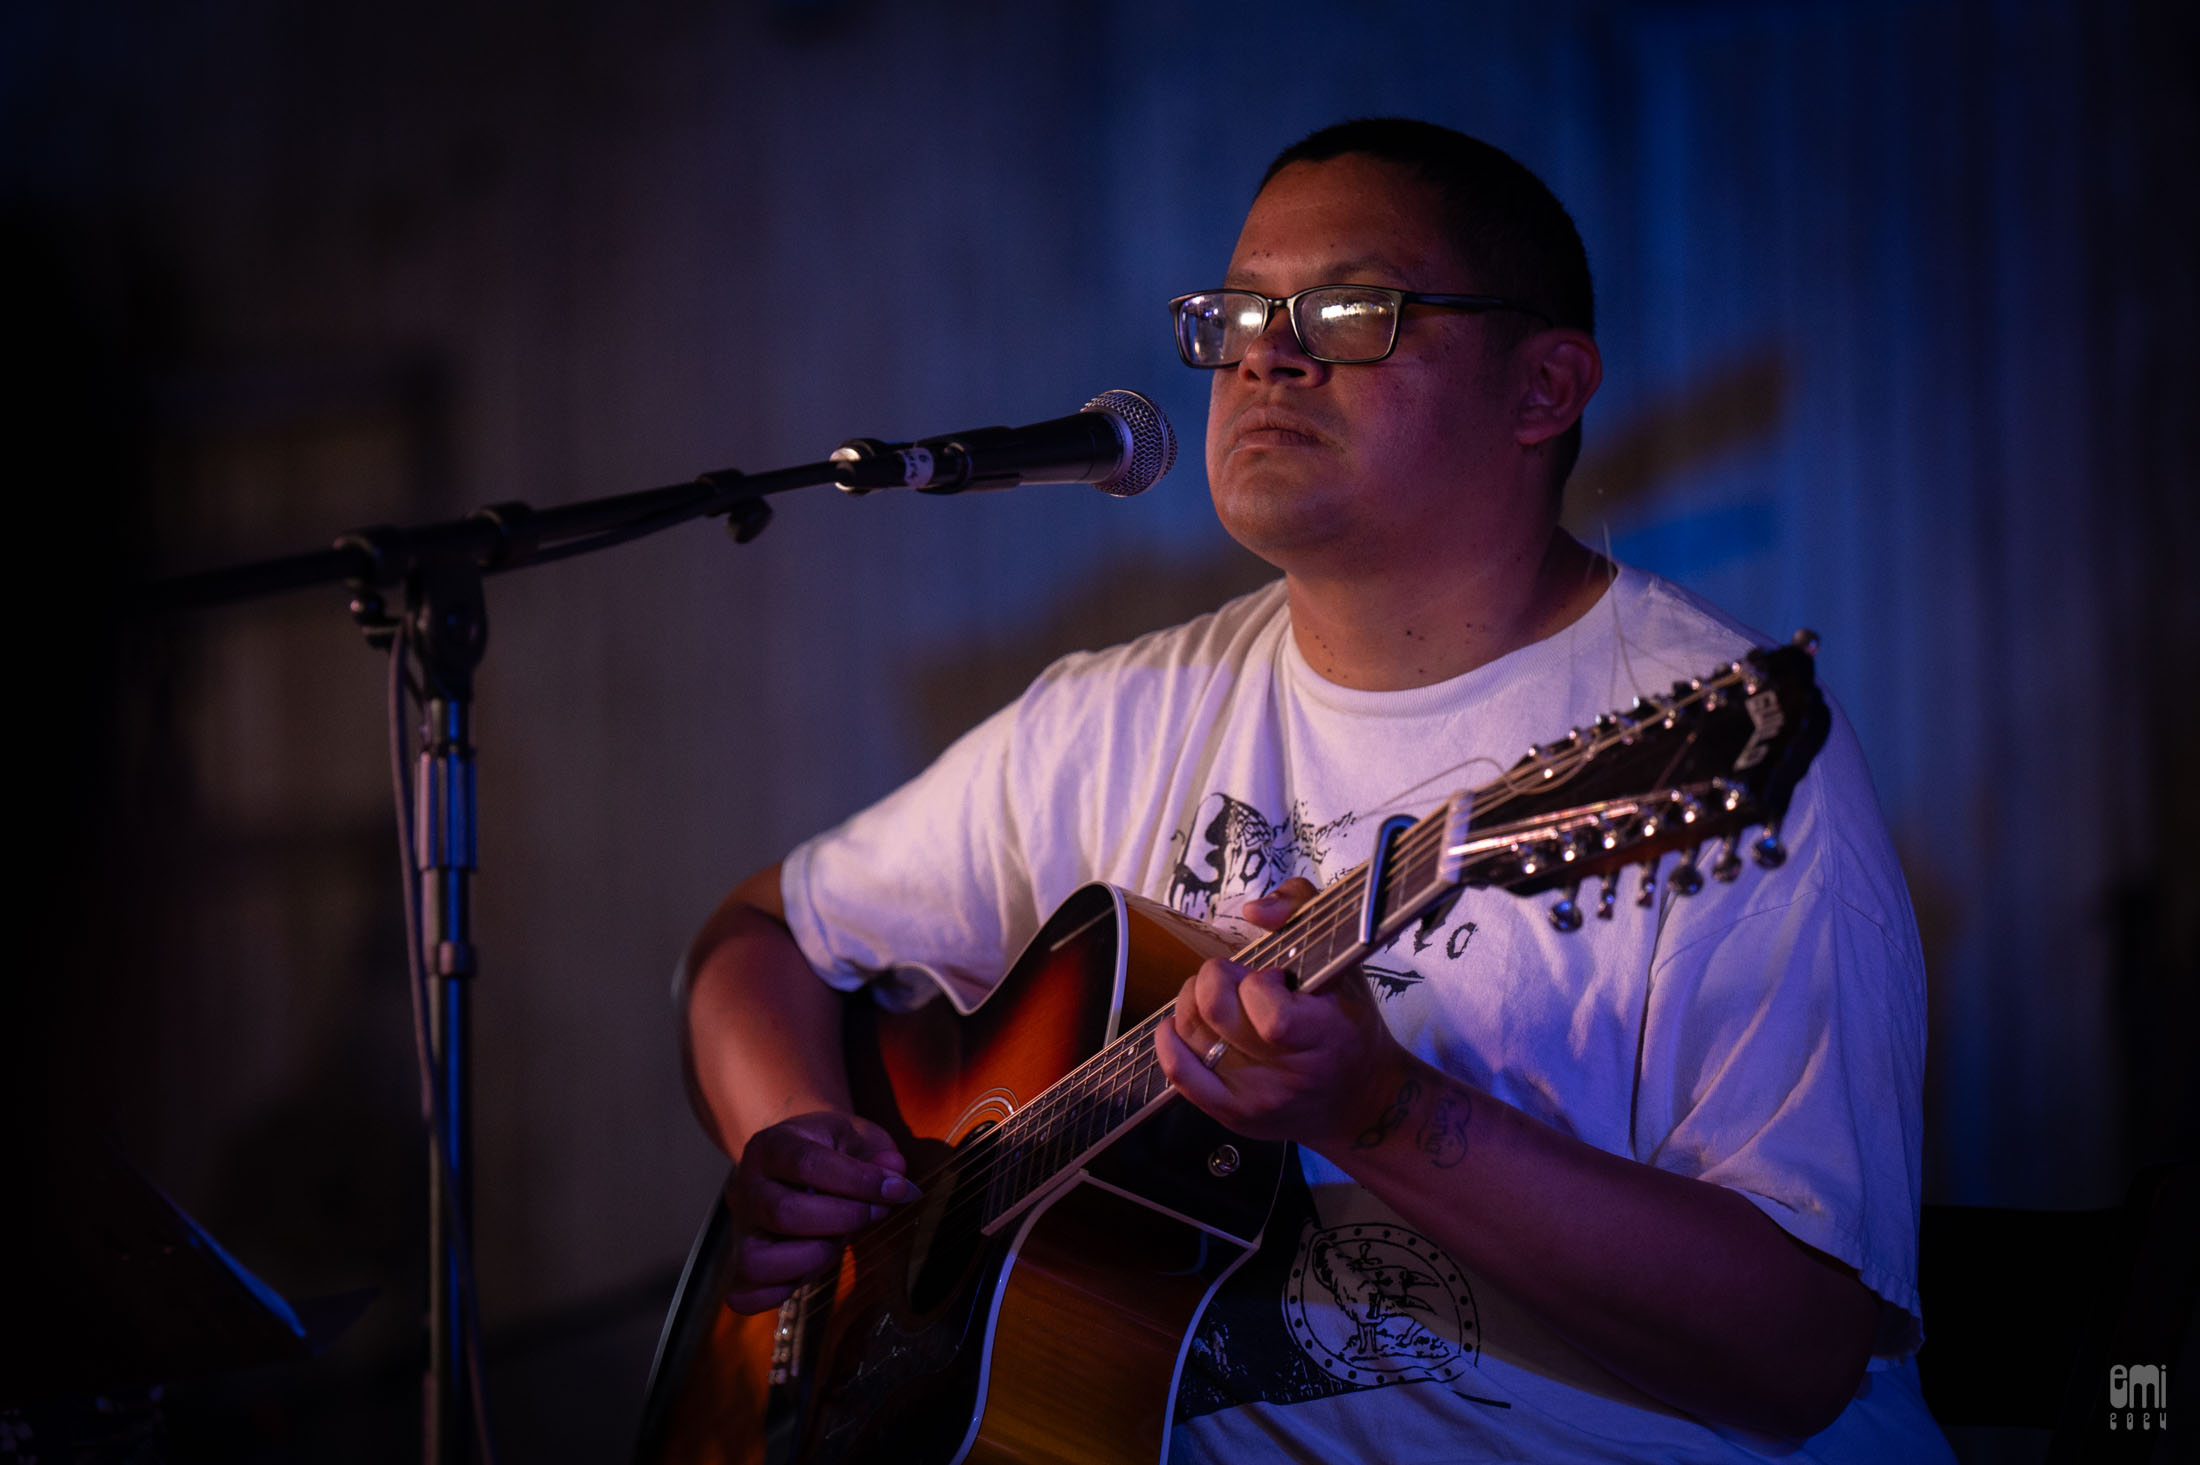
[[5, 0, 2194, 1457]]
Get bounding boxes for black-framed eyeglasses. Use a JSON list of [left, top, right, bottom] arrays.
[[1167, 285, 1552, 368]]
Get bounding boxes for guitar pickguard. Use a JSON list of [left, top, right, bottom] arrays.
[[799, 1236, 1008, 1465]]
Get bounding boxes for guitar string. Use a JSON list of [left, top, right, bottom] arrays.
[[776, 663, 1774, 1315]]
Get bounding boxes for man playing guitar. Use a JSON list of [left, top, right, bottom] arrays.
[[679, 119, 1949, 1461]]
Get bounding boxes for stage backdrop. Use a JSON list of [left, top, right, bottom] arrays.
[[8, 0, 2192, 1456]]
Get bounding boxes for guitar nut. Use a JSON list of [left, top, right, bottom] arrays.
[[1208, 1144, 1242, 1177]]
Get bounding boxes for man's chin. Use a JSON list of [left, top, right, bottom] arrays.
[[1210, 489, 1356, 570]]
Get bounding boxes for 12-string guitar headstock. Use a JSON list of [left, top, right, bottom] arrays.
[[1445, 631, 1830, 930]]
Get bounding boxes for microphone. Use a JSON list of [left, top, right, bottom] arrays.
[[829, 389, 1177, 498]]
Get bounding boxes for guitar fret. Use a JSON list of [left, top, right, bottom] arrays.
[[986, 1142, 1010, 1225], [1032, 1118, 1055, 1188], [1070, 1087, 1100, 1154], [1049, 1107, 1077, 1171], [986, 1144, 1008, 1222], [1012, 1137, 1036, 1209]]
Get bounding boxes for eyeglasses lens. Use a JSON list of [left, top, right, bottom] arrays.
[[1298, 287, 1398, 363], [1176, 293, 1263, 367]]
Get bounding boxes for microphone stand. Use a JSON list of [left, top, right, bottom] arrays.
[[147, 458, 845, 1465]]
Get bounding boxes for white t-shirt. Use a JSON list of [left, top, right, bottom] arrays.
[[782, 566, 1951, 1463]]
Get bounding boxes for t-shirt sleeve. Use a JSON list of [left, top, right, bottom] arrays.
[[1633, 728, 1930, 1361], [780, 694, 1045, 1015], [774, 583, 1283, 1018]]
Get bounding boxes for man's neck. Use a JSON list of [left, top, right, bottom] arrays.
[[1283, 529, 1612, 692]]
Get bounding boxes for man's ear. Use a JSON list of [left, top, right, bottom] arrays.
[[1514, 330, 1602, 447]]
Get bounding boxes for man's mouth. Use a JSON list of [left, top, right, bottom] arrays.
[[1230, 410, 1330, 452]]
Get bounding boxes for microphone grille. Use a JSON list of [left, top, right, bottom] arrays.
[[1083, 389, 1178, 497]]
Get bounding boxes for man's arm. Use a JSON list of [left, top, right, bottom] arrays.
[[682, 862, 918, 1313], [1157, 881, 1879, 1441]]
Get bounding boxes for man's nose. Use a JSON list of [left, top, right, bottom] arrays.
[[1238, 304, 1323, 382]]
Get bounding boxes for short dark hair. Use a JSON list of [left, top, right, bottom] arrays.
[[1260, 118, 1595, 492]]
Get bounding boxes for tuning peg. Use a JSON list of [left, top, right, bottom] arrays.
[[1596, 871, 1619, 919], [1712, 778, 1744, 812], [1548, 882, 1584, 933], [1671, 847, 1705, 896], [1636, 855, 1662, 907], [1791, 628, 1820, 654], [1712, 832, 1744, 882], [1753, 820, 1787, 869]]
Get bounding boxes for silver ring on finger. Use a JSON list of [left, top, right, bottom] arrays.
[[1201, 1037, 1230, 1070]]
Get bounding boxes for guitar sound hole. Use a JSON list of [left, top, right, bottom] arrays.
[[906, 1177, 987, 1316]]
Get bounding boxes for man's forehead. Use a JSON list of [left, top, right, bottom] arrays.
[[1222, 157, 1462, 288], [1223, 250, 1414, 289]]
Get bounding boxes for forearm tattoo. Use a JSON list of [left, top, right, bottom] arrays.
[[1416, 1089, 1471, 1168], [1352, 1075, 1473, 1168], [1353, 1078, 1420, 1150]]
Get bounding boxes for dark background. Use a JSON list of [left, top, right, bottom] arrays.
[[4, 0, 2194, 1460]]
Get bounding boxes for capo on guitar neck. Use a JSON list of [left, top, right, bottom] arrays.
[[1358, 814, 1419, 948]]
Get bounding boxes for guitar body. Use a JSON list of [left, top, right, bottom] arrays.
[[636, 884, 1290, 1465]]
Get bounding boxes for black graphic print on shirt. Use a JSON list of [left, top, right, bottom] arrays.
[[1163, 791, 1478, 995], [1174, 1162, 1498, 1420], [1166, 792, 1357, 922]]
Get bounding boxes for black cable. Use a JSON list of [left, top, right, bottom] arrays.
[[388, 623, 502, 1465]]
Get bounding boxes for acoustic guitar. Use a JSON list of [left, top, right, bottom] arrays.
[[634, 633, 1831, 1465]]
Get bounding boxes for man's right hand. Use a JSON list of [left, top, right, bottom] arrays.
[[721, 1110, 919, 1313]]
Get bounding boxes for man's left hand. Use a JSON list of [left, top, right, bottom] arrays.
[[1155, 876, 1407, 1153]]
